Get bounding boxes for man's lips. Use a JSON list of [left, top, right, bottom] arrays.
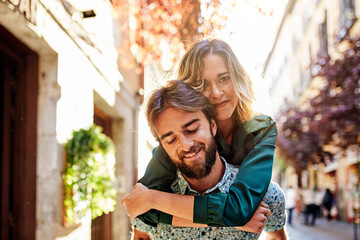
[[213, 100, 229, 108], [180, 146, 203, 161]]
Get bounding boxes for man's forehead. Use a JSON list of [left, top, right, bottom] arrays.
[[155, 107, 207, 134]]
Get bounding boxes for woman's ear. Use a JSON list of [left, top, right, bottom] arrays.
[[210, 119, 217, 136]]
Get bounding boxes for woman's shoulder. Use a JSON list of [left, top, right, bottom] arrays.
[[243, 115, 276, 137]]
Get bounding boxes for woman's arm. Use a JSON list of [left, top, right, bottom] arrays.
[[173, 201, 270, 234], [135, 146, 177, 226], [122, 184, 194, 221], [122, 184, 271, 233], [193, 116, 277, 226]]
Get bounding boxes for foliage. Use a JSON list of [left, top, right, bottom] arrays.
[[63, 125, 116, 223], [276, 37, 360, 170], [111, 0, 232, 68]]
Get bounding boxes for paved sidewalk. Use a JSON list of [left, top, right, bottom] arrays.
[[260, 215, 356, 240]]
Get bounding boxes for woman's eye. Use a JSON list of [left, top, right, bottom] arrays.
[[220, 76, 230, 82]]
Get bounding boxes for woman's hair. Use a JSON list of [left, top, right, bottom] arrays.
[[146, 80, 216, 141], [177, 39, 255, 123]]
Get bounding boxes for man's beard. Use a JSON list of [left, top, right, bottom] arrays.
[[176, 136, 217, 180]]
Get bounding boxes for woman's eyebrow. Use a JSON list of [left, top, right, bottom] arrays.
[[217, 71, 230, 77], [203, 71, 229, 82]]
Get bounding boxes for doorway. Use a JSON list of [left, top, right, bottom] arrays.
[[91, 106, 113, 240], [0, 25, 38, 240]]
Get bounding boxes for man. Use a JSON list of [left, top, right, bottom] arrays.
[[123, 80, 287, 239], [285, 186, 296, 225]]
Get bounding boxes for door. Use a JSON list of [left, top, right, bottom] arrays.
[[0, 25, 38, 240], [91, 107, 113, 240]]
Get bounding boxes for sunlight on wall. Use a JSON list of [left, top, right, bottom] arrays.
[[216, 0, 288, 117]]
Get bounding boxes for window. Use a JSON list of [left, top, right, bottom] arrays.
[[318, 10, 328, 57], [339, 0, 356, 29]]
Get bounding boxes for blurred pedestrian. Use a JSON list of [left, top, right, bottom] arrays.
[[322, 188, 334, 223], [314, 187, 325, 218], [285, 186, 297, 225], [295, 188, 303, 216], [302, 188, 317, 225]]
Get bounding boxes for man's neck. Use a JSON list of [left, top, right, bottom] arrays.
[[183, 152, 225, 195]]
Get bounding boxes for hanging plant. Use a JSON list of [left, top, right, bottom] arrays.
[[63, 125, 116, 223]]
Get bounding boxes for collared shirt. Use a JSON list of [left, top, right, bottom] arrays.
[[133, 158, 286, 240]]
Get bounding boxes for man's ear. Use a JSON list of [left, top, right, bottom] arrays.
[[210, 119, 217, 136]]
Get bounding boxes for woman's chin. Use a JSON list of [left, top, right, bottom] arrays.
[[215, 115, 232, 122]]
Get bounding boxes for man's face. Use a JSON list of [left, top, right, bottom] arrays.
[[155, 107, 218, 179]]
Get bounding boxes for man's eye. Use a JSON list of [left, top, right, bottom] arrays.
[[167, 138, 176, 144], [220, 76, 230, 82], [186, 128, 198, 134]]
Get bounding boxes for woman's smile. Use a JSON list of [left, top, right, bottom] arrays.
[[213, 100, 230, 108]]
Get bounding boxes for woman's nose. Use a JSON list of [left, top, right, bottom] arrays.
[[210, 84, 222, 98]]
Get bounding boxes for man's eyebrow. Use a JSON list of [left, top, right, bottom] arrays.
[[160, 118, 200, 140], [182, 119, 200, 129], [160, 131, 173, 140]]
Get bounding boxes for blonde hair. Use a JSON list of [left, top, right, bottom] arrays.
[[177, 39, 255, 123]]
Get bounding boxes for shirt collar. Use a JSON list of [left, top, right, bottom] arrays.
[[175, 157, 234, 195]]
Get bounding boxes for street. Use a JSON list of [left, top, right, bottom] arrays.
[[260, 217, 355, 240]]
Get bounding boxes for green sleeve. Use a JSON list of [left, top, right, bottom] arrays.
[[136, 146, 177, 226], [193, 116, 277, 226]]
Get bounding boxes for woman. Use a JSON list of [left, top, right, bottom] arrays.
[[123, 39, 277, 228]]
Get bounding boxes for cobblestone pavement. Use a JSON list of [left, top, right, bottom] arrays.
[[259, 215, 356, 240]]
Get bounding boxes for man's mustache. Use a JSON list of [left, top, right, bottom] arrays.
[[178, 143, 205, 160]]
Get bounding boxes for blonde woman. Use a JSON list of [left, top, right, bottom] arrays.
[[123, 39, 279, 231]]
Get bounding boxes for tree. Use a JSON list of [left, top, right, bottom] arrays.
[[276, 37, 360, 170], [276, 109, 332, 173], [111, 0, 231, 69], [311, 38, 360, 148]]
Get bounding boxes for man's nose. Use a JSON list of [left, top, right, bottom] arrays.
[[178, 135, 193, 152]]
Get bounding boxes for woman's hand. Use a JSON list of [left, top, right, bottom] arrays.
[[235, 201, 271, 233], [122, 183, 151, 220]]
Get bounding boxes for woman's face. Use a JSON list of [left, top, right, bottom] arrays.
[[201, 54, 238, 122]]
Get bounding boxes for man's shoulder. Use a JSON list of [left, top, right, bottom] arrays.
[[215, 161, 239, 193], [263, 182, 286, 232], [263, 182, 286, 216], [264, 182, 285, 203]]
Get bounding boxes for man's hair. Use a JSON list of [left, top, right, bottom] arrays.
[[146, 80, 216, 141], [177, 38, 255, 123]]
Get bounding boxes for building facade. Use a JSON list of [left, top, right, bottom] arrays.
[[264, 0, 360, 222], [0, 0, 139, 239]]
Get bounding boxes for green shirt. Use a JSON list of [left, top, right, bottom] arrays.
[[138, 115, 277, 227]]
